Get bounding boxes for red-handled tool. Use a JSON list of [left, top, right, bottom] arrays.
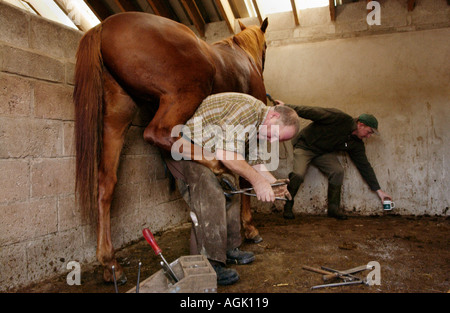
[[142, 228, 179, 283]]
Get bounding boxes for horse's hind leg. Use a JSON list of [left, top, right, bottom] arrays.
[[97, 70, 136, 284]]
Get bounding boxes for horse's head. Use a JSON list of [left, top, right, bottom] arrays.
[[233, 18, 269, 75]]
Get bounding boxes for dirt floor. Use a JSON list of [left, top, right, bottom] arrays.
[[16, 212, 449, 293]]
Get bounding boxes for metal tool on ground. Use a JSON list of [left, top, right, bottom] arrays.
[[136, 262, 142, 293], [303, 264, 373, 290], [223, 179, 289, 201], [310, 279, 366, 290], [302, 265, 335, 278], [111, 265, 119, 293], [143, 228, 179, 283], [321, 265, 373, 282]]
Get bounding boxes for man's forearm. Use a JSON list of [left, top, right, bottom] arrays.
[[252, 164, 276, 184], [216, 149, 275, 202], [217, 151, 264, 187]]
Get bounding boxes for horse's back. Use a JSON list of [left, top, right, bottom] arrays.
[[100, 12, 215, 100]]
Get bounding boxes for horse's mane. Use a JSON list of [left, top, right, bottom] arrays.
[[214, 25, 265, 70]]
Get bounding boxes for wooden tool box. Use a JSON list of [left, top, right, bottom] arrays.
[[128, 255, 217, 293]]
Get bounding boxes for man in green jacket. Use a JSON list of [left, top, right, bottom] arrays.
[[275, 100, 392, 220]]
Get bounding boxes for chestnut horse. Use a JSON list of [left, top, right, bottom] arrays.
[[74, 12, 268, 283]]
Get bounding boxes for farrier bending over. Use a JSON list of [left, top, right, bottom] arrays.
[[275, 100, 393, 220], [166, 92, 300, 285], [173, 92, 300, 201]]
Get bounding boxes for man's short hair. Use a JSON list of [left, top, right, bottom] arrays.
[[274, 105, 300, 134]]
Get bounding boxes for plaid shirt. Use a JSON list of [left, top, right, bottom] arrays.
[[183, 92, 270, 165]]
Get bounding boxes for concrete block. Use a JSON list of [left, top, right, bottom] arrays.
[[0, 117, 63, 158], [205, 21, 232, 43], [335, 1, 367, 21], [298, 7, 331, 27], [58, 195, 83, 232], [29, 14, 82, 60], [63, 121, 75, 157], [26, 229, 84, 283], [294, 24, 336, 39], [80, 223, 97, 261], [266, 29, 294, 42], [0, 242, 28, 291], [111, 182, 141, 218], [411, 6, 450, 28], [0, 1, 30, 49], [265, 12, 296, 31], [0, 198, 58, 246], [140, 179, 179, 209], [122, 126, 160, 156], [1, 45, 65, 82], [0, 73, 32, 117], [121, 210, 145, 245], [369, 0, 408, 30], [109, 215, 125, 250], [117, 155, 166, 186], [65, 62, 76, 85], [31, 158, 75, 198], [0, 159, 29, 203], [34, 81, 74, 120], [142, 199, 189, 233]]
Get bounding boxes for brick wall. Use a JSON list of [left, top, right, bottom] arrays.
[[0, 1, 188, 291]]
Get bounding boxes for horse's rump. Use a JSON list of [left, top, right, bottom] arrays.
[[100, 13, 216, 103]]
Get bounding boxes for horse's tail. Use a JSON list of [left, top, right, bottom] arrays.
[[73, 24, 103, 221]]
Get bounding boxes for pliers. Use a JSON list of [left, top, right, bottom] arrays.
[[221, 176, 288, 201]]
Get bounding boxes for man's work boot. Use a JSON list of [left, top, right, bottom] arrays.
[[210, 261, 240, 286], [283, 172, 303, 219], [226, 248, 255, 265], [327, 183, 348, 220]]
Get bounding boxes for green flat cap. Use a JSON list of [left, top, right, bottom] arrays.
[[358, 113, 379, 134]]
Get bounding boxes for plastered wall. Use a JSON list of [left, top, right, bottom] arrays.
[[262, 1, 450, 216]]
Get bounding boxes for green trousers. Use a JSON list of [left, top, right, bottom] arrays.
[[166, 160, 241, 264], [292, 148, 344, 186]]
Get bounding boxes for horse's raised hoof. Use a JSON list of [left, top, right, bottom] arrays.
[[103, 267, 128, 286], [245, 235, 263, 244], [218, 172, 238, 192]]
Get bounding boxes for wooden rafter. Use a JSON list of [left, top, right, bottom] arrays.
[[252, 0, 264, 24], [180, 0, 206, 37], [228, 0, 247, 18], [290, 0, 299, 26], [407, 0, 416, 11], [214, 0, 236, 34], [85, 0, 114, 20], [146, 0, 178, 20], [115, 0, 141, 12], [329, 0, 336, 22]]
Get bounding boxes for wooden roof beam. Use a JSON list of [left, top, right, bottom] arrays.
[[252, 0, 265, 24], [146, 0, 178, 20], [291, 0, 299, 26], [214, 0, 236, 34], [85, 0, 114, 21], [115, 0, 142, 12], [180, 0, 206, 37], [329, 0, 336, 21], [407, 0, 416, 11]]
